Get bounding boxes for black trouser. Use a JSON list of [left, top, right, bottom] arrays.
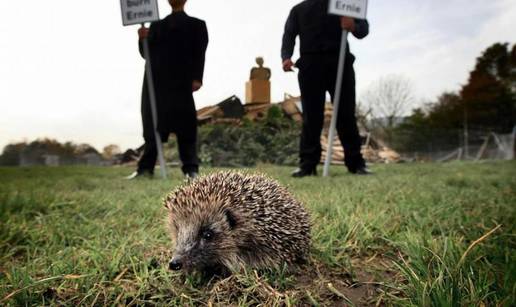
[[137, 85, 199, 175], [297, 53, 365, 172]]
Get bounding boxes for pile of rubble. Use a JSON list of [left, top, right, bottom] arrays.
[[197, 95, 244, 125], [197, 93, 401, 164], [321, 134, 401, 164]]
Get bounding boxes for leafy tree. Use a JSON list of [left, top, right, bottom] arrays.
[[0, 142, 26, 166], [427, 93, 463, 129], [391, 42, 516, 153], [460, 43, 515, 132], [102, 145, 121, 159], [75, 144, 99, 155], [0, 139, 103, 166]]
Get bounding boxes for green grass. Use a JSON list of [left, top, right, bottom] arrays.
[[0, 162, 515, 306]]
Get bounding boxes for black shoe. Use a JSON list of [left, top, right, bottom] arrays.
[[292, 168, 317, 178], [185, 171, 198, 180], [125, 170, 153, 180], [350, 167, 373, 175]]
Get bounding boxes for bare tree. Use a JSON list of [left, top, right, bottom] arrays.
[[355, 100, 373, 130], [361, 75, 415, 130]]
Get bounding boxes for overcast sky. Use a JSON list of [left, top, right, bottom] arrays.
[[1, 0, 515, 151]]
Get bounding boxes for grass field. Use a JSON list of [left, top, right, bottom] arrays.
[[0, 162, 515, 306]]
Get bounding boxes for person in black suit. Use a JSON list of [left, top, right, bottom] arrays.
[[128, 0, 208, 179], [281, 0, 371, 177]]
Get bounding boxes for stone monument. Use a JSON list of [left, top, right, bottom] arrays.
[[246, 57, 271, 104]]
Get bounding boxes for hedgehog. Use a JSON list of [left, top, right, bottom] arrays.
[[163, 171, 311, 275]]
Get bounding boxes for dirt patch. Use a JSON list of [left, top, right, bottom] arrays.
[[292, 259, 391, 306], [204, 257, 400, 306], [141, 247, 402, 306]]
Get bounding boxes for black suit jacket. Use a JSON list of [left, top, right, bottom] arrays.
[[139, 11, 208, 135], [281, 0, 369, 61], [141, 11, 208, 90]]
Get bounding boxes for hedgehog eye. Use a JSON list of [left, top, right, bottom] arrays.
[[202, 230, 214, 241]]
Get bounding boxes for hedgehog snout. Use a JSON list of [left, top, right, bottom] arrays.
[[169, 249, 190, 271], [169, 258, 182, 271]]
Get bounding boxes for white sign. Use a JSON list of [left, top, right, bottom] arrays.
[[120, 0, 160, 26], [328, 0, 368, 19]]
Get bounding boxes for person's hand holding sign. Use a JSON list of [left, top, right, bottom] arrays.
[[340, 17, 356, 32], [138, 25, 149, 40], [282, 59, 295, 72], [192, 80, 203, 92]]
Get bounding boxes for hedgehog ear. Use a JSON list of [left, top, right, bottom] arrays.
[[224, 209, 237, 230]]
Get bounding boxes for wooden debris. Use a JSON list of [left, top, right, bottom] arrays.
[[244, 102, 273, 121], [195, 93, 402, 164]]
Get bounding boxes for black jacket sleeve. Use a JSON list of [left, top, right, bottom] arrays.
[[192, 21, 209, 83], [138, 38, 144, 58], [352, 19, 369, 39], [281, 8, 299, 61], [138, 23, 158, 58]]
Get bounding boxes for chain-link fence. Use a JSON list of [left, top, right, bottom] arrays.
[[380, 127, 516, 162]]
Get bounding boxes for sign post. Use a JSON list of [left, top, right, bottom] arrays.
[[323, 0, 368, 177], [120, 0, 167, 179]]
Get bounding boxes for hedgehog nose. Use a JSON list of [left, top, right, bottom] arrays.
[[169, 259, 182, 271]]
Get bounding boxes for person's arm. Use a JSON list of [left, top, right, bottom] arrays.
[[281, 8, 299, 71], [138, 23, 156, 58], [138, 29, 146, 58], [192, 21, 209, 91], [352, 19, 369, 39]]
